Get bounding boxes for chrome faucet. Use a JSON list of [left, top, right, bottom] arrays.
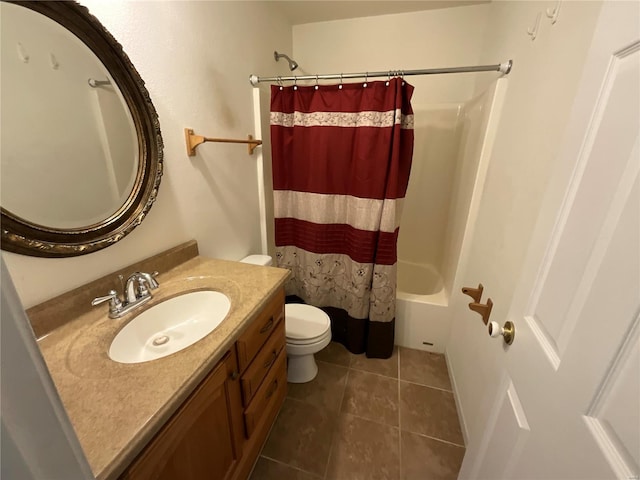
[[125, 271, 159, 303], [92, 271, 159, 318]]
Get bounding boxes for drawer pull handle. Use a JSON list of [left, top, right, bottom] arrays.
[[266, 379, 278, 399], [230, 371, 239, 380], [263, 351, 277, 369], [259, 318, 274, 334]]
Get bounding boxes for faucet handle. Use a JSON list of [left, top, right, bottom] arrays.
[[140, 271, 159, 289], [91, 290, 123, 315], [126, 271, 159, 301]]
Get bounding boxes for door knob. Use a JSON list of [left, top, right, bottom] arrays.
[[488, 320, 515, 345]]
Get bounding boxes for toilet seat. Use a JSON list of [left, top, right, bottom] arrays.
[[285, 304, 330, 344], [287, 328, 331, 345]]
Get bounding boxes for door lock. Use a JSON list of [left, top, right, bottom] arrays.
[[488, 320, 515, 345]]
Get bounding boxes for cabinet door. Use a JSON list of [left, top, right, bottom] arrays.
[[123, 354, 239, 480]]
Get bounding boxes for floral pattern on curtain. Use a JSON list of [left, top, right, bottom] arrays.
[[271, 78, 414, 358]]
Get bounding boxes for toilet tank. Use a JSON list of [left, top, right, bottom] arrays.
[[239, 255, 273, 266]]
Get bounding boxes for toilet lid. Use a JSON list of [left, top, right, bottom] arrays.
[[285, 304, 330, 341], [287, 328, 331, 345]]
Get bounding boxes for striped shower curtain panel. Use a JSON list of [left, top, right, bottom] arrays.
[[270, 78, 414, 358]]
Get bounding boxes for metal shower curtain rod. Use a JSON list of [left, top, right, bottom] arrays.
[[249, 60, 512, 86]]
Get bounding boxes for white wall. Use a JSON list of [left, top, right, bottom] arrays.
[[292, 5, 492, 272], [445, 0, 603, 443], [3, 1, 293, 308], [293, 5, 490, 103]]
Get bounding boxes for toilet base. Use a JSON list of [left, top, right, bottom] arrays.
[[284, 308, 332, 384], [286, 353, 319, 383]]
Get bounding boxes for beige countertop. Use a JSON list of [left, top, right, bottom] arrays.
[[36, 255, 289, 480]]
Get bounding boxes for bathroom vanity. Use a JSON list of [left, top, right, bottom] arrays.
[[121, 288, 286, 480], [29, 241, 289, 479]]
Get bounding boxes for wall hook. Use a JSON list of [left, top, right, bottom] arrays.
[[527, 12, 542, 41], [546, 0, 561, 25], [469, 298, 493, 325], [17, 43, 29, 63], [461, 283, 484, 303], [49, 53, 59, 70]]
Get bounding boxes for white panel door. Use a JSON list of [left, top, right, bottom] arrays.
[[460, 2, 640, 478]]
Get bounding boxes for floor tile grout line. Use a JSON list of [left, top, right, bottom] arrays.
[[323, 368, 350, 480], [398, 430, 466, 449], [294, 359, 453, 394], [259, 454, 323, 478], [399, 378, 454, 393], [337, 364, 350, 416]]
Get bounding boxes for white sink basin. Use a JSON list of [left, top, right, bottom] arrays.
[[109, 291, 230, 364]]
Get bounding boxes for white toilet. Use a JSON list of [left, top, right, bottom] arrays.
[[239, 255, 332, 383]]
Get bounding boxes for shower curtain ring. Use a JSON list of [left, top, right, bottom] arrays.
[[293, 76, 298, 90], [401, 70, 406, 86], [315, 74, 319, 90], [363, 72, 368, 88], [339, 73, 343, 89], [386, 71, 391, 86], [277, 76, 283, 90]]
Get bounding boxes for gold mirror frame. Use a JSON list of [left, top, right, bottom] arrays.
[[1, 1, 163, 258]]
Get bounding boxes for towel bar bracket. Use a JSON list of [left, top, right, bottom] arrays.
[[185, 128, 262, 156]]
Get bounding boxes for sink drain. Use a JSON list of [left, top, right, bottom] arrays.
[[152, 335, 170, 346]]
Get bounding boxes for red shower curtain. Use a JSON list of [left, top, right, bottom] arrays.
[[271, 78, 414, 358]]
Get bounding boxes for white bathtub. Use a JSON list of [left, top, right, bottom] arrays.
[[395, 260, 451, 353], [397, 261, 445, 298]]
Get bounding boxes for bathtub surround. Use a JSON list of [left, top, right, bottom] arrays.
[[395, 82, 505, 352], [271, 79, 414, 358], [291, 5, 503, 353]]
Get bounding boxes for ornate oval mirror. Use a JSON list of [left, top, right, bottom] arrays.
[[0, 1, 163, 257]]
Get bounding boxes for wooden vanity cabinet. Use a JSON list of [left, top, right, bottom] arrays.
[[231, 287, 287, 480], [121, 349, 243, 480], [120, 288, 287, 480]]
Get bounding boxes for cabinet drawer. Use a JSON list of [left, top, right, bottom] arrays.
[[240, 319, 285, 407], [236, 289, 284, 373], [243, 350, 287, 439]]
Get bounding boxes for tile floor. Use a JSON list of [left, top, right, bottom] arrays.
[[249, 343, 465, 480]]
